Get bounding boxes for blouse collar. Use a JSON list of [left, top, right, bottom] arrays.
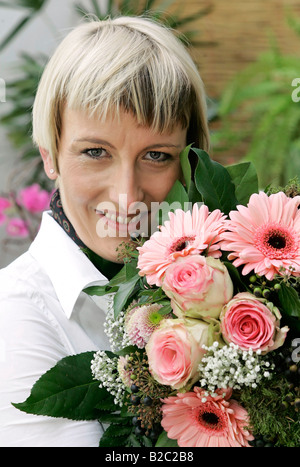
[[29, 211, 108, 318]]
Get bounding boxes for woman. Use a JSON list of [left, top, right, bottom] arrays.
[[0, 15, 209, 447]]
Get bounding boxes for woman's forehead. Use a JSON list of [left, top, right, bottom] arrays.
[[59, 106, 187, 148], [60, 105, 188, 138]]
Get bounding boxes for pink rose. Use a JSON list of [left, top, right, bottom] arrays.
[[145, 318, 209, 389], [18, 184, 51, 213], [162, 255, 233, 320], [220, 292, 289, 353]]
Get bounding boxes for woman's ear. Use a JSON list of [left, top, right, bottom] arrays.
[[39, 147, 58, 180]]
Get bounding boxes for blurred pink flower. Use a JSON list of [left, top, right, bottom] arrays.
[[137, 204, 227, 286], [17, 184, 51, 213], [222, 191, 300, 280], [161, 387, 254, 447], [0, 197, 12, 212], [0, 212, 6, 226], [6, 218, 29, 238]]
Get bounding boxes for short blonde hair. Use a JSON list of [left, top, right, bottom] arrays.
[[32, 15, 209, 172]]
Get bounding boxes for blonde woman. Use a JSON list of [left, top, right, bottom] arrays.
[[0, 16, 209, 447]]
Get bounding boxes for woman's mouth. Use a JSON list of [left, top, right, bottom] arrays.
[[99, 210, 132, 224], [95, 209, 147, 236]]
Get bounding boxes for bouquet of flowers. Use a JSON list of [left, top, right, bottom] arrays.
[[14, 149, 300, 447]]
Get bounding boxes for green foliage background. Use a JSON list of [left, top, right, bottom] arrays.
[[1, 1, 300, 190]]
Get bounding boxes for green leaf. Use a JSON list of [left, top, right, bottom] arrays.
[[84, 284, 116, 296], [193, 148, 238, 214], [0, 1, 23, 8], [127, 433, 142, 447], [277, 283, 300, 319], [124, 259, 139, 280], [164, 180, 189, 207], [226, 161, 259, 205], [153, 179, 190, 227], [94, 397, 116, 412], [0, 15, 32, 52], [188, 179, 203, 204], [88, 0, 102, 17], [0, 1, 49, 51], [179, 144, 192, 192], [12, 351, 112, 420], [84, 261, 138, 298], [0, 0, 47, 9], [158, 304, 173, 315], [114, 345, 137, 357], [106, 265, 128, 287], [99, 416, 136, 447], [223, 261, 248, 293], [142, 435, 153, 447], [97, 413, 130, 424], [99, 424, 132, 447], [113, 273, 140, 318], [152, 180, 189, 226], [155, 430, 179, 447]]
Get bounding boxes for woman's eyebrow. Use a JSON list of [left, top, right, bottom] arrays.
[[143, 143, 182, 150], [72, 137, 115, 148], [71, 138, 182, 151]]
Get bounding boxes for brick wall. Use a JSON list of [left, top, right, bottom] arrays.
[[172, 0, 300, 98]]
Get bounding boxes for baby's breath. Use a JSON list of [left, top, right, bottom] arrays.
[[103, 298, 131, 352], [91, 351, 126, 406], [198, 342, 275, 395]]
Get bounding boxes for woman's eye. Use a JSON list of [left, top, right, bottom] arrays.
[[144, 151, 170, 162], [83, 148, 108, 159]]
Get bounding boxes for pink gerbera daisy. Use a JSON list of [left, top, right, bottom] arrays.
[[161, 387, 254, 447], [137, 204, 226, 286], [221, 191, 300, 280]]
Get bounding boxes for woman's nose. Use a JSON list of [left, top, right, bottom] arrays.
[[109, 164, 144, 212]]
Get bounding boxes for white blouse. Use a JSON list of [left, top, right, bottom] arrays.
[[0, 212, 112, 447]]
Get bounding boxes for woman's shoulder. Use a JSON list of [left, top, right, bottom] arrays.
[[0, 250, 50, 302], [0, 251, 58, 338], [0, 250, 71, 363]]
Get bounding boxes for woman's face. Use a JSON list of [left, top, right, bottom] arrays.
[[46, 107, 187, 262]]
